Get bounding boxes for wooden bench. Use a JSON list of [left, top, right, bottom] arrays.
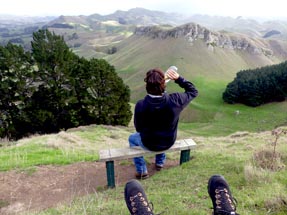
[[99, 138, 196, 188]]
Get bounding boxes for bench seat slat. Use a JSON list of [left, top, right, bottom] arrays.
[[99, 138, 196, 162]]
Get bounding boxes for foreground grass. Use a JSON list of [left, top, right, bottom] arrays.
[[0, 143, 97, 171], [0, 125, 133, 171], [18, 127, 287, 215]]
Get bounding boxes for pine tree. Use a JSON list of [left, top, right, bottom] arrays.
[[223, 61, 287, 106], [0, 43, 35, 138], [1, 29, 132, 139]]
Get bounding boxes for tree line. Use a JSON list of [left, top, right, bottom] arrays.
[[223, 61, 287, 107], [0, 29, 132, 140]]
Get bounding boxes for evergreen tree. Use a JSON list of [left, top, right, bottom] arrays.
[[69, 57, 132, 126], [29, 29, 76, 133], [223, 61, 287, 106], [0, 29, 132, 139], [0, 43, 35, 138]]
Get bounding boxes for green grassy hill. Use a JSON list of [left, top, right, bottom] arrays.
[[106, 36, 250, 103], [106, 31, 286, 91], [104, 33, 287, 136]]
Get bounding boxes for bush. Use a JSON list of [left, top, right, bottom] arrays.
[[223, 61, 287, 106]]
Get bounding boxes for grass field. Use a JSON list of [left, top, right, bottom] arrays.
[[1, 114, 287, 214], [14, 125, 286, 215], [178, 77, 287, 137]]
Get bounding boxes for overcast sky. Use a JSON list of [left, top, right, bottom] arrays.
[[0, 0, 286, 19]]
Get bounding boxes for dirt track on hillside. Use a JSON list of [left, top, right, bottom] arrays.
[[0, 159, 178, 214]]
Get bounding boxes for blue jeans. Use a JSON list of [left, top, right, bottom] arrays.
[[128, 132, 166, 174]]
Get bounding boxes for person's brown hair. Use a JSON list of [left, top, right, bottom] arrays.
[[144, 68, 165, 95]]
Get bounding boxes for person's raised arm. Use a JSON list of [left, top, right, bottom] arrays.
[[166, 69, 198, 99]]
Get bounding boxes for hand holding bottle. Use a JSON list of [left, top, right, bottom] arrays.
[[165, 66, 179, 83]]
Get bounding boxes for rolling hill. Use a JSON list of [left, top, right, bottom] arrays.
[[105, 22, 287, 100], [104, 21, 287, 133]]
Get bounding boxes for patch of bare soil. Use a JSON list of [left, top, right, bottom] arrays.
[[0, 159, 178, 215]]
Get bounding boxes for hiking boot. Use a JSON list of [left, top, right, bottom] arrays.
[[124, 179, 154, 215], [155, 164, 163, 171], [208, 175, 240, 215], [135, 172, 149, 180]]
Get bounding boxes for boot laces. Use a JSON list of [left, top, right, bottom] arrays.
[[214, 188, 240, 215], [129, 192, 154, 215]]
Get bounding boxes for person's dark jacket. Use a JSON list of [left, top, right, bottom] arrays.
[[134, 76, 198, 151]]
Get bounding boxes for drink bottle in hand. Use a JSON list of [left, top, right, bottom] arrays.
[[165, 66, 178, 83]]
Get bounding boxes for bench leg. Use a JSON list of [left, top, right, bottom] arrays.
[[106, 161, 115, 188], [180, 149, 190, 165]]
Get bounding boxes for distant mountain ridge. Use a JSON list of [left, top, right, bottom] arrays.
[[86, 7, 186, 26], [2, 7, 287, 51], [134, 23, 285, 57], [1, 8, 287, 76], [183, 14, 287, 40], [48, 8, 287, 39], [45, 7, 185, 28]]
